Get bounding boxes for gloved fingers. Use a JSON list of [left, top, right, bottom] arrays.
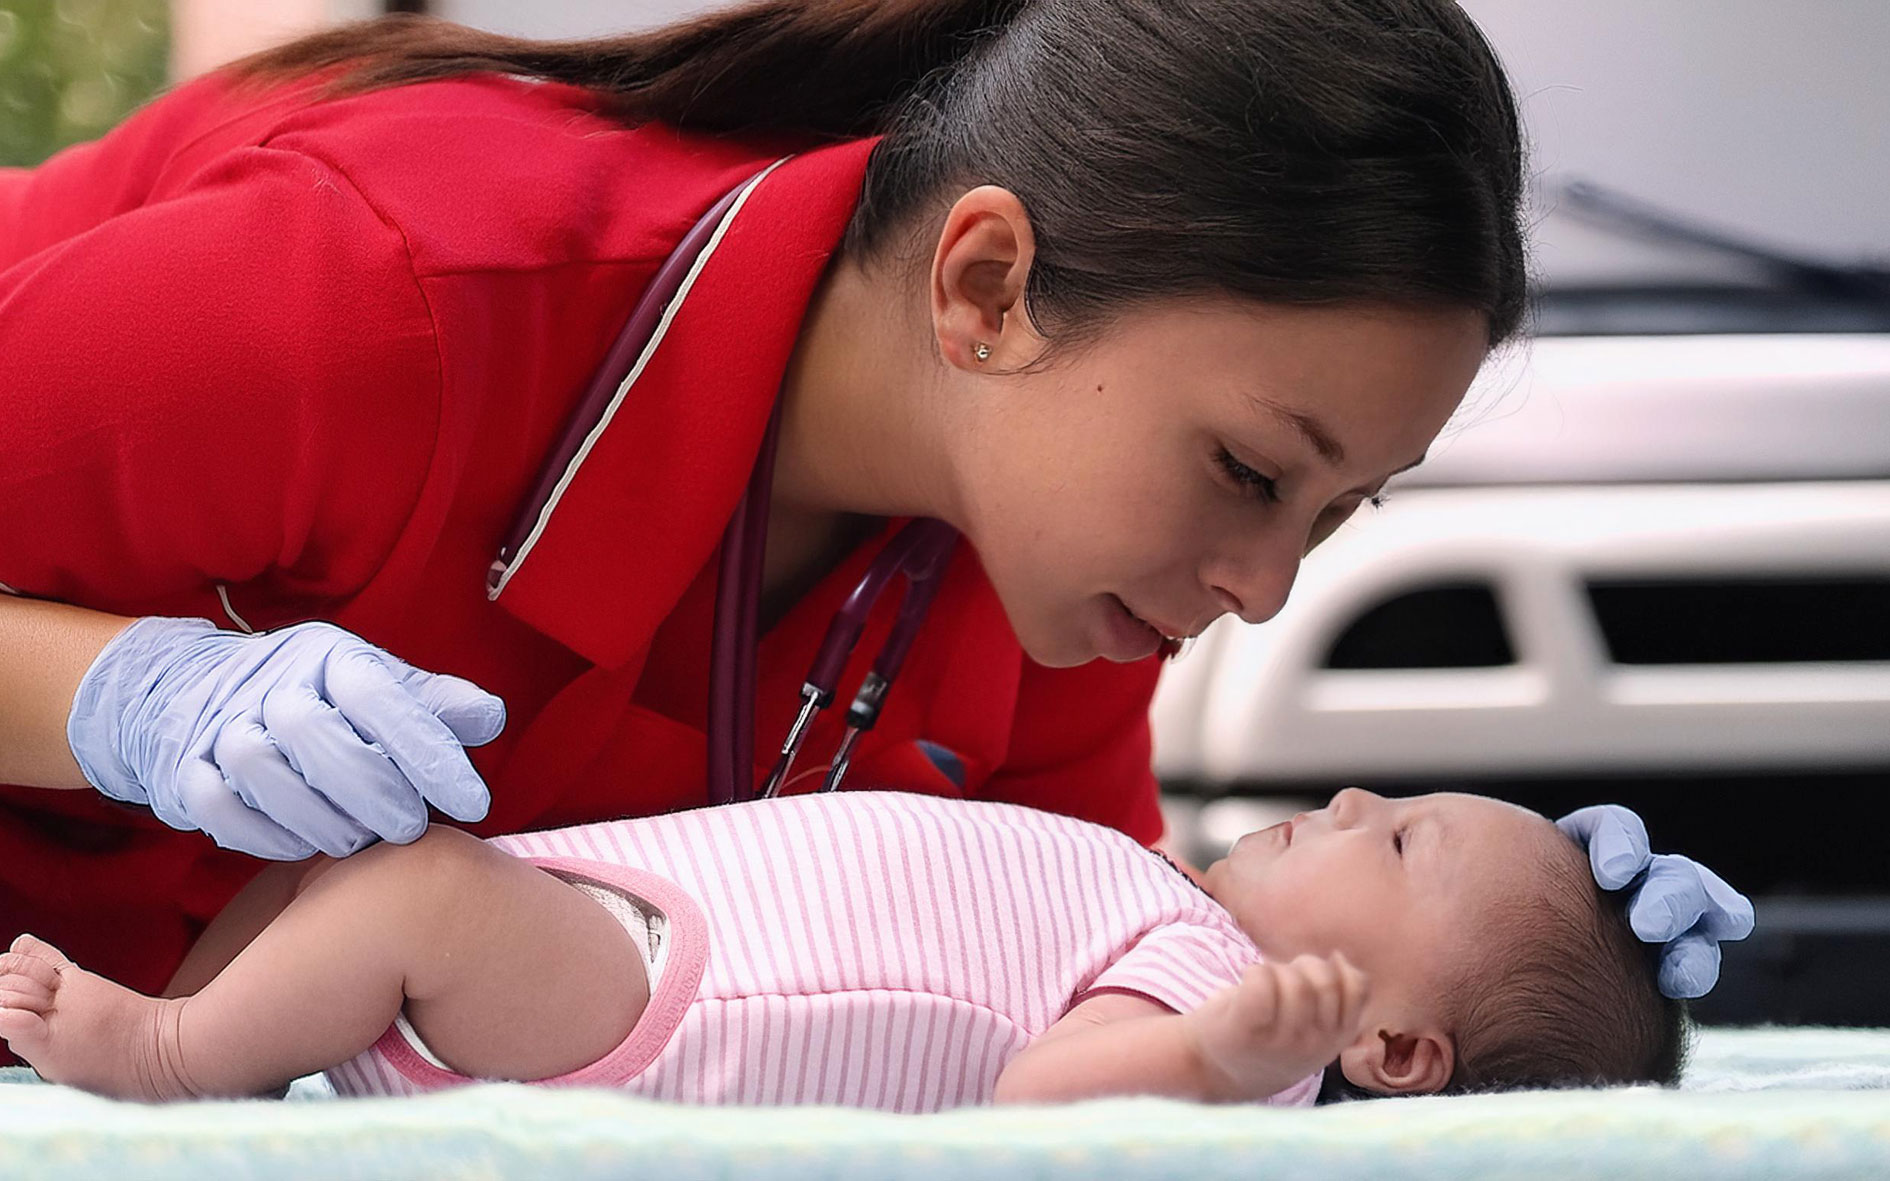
[[220, 704, 386, 855], [258, 685, 426, 846], [1556, 804, 1650, 890], [170, 756, 319, 861], [1629, 854, 1711, 944], [321, 651, 493, 824], [386, 663, 507, 748], [1657, 929, 1722, 1000], [1696, 862, 1757, 942]]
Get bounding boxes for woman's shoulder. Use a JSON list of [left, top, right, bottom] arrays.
[[226, 72, 794, 277], [91, 69, 789, 280]]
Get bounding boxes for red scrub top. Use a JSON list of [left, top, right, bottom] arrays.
[[0, 69, 1165, 996]]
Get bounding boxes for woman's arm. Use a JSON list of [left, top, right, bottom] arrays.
[[0, 596, 137, 789], [1, 135, 441, 811], [994, 953, 1371, 1105]]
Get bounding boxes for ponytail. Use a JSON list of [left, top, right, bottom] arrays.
[[228, 2, 1025, 141], [232, 0, 1529, 348]]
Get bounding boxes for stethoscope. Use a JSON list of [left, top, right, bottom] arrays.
[[486, 163, 960, 806]]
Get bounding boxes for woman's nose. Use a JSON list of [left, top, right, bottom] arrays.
[[1205, 539, 1303, 625]]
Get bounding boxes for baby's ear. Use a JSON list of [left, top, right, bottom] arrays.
[[1338, 1026, 1454, 1096]]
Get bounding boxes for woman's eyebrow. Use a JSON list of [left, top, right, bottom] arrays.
[[1247, 392, 1429, 478], [1248, 394, 1346, 465]]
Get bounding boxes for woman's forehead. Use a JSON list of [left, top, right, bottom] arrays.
[[1117, 300, 1486, 442]]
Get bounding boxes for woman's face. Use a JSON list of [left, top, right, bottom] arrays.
[[948, 296, 1489, 668]]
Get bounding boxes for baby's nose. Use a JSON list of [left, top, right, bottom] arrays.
[[1328, 786, 1387, 827]]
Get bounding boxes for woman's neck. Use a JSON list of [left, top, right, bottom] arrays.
[[754, 253, 960, 618], [771, 254, 958, 526]]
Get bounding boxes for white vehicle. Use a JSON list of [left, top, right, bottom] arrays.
[[1149, 316, 1890, 1030], [1152, 331, 1890, 789], [1147, 2, 1890, 1026]]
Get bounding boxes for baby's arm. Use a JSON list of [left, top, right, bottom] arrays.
[[0, 826, 647, 1101], [993, 953, 1369, 1105]]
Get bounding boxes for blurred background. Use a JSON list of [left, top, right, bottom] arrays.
[[4, 0, 1886, 1026]]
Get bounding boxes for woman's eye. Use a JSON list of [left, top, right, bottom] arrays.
[[1216, 448, 1279, 503]]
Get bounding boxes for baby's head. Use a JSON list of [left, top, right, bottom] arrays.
[[1202, 788, 1686, 1096]]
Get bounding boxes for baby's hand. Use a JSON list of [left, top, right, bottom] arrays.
[[1185, 952, 1371, 1101]]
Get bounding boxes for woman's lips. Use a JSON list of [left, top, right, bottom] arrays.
[[1100, 594, 1164, 661]]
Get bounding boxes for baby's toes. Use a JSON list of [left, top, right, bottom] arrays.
[[9, 933, 73, 969], [0, 1004, 48, 1048], [0, 975, 54, 1014], [0, 947, 63, 992], [0, 937, 72, 1022]]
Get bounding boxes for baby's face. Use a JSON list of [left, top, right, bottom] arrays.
[[1202, 788, 1568, 1009]]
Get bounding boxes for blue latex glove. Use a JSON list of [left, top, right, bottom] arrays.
[[1556, 804, 1756, 999], [67, 617, 503, 860]]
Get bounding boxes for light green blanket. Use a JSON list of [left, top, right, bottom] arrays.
[[2, 1026, 1886, 1180]]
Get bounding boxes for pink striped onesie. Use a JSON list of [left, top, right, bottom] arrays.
[[325, 792, 1322, 1110]]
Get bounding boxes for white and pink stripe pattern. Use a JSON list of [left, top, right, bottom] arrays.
[[326, 792, 1321, 1110]]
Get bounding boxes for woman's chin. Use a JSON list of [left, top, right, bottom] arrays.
[[1008, 618, 1095, 668], [1007, 596, 1143, 668], [1021, 641, 1093, 669]]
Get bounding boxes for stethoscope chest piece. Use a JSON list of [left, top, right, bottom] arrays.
[[756, 518, 959, 799]]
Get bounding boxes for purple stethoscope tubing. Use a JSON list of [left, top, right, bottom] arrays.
[[487, 175, 761, 598], [704, 400, 779, 806], [713, 427, 959, 804], [488, 167, 958, 807]]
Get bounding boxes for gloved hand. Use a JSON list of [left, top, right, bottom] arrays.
[[67, 617, 504, 861], [1556, 804, 1756, 999]]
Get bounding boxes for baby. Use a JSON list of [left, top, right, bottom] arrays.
[[0, 788, 1686, 1108]]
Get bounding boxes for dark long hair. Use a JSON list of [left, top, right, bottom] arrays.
[[230, 0, 1528, 349]]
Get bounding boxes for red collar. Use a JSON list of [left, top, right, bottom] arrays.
[[493, 136, 879, 669]]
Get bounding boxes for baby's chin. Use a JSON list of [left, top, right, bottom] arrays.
[[1200, 856, 1229, 893], [1223, 824, 1272, 861], [1202, 843, 1262, 887], [1200, 859, 1278, 937]]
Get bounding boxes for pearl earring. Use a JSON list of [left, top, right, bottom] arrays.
[[974, 342, 992, 362]]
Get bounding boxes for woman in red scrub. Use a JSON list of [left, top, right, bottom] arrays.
[[0, 0, 1524, 997]]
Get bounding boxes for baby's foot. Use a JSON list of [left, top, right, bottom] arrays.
[[0, 933, 197, 1102]]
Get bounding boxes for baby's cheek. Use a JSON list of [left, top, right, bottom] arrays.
[[1234, 881, 1322, 957]]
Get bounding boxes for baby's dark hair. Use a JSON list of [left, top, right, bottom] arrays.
[[1321, 825, 1691, 1102], [1442, 831, 1691, 1093]]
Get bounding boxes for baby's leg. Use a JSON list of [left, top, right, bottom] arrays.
[[0, 827, 648, 1100], [165, 859, 322, 998]]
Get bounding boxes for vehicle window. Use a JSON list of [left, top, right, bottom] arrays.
[[1587, 577, 1890, 664], [1323, 584, 1516, 670]]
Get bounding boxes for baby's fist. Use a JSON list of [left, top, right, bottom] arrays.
[[1188, 952, 1371, 1101]]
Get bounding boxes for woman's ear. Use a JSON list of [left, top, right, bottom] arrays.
[[1338, 1025, 1454, 1096], [928, 185, 1041, 371]]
